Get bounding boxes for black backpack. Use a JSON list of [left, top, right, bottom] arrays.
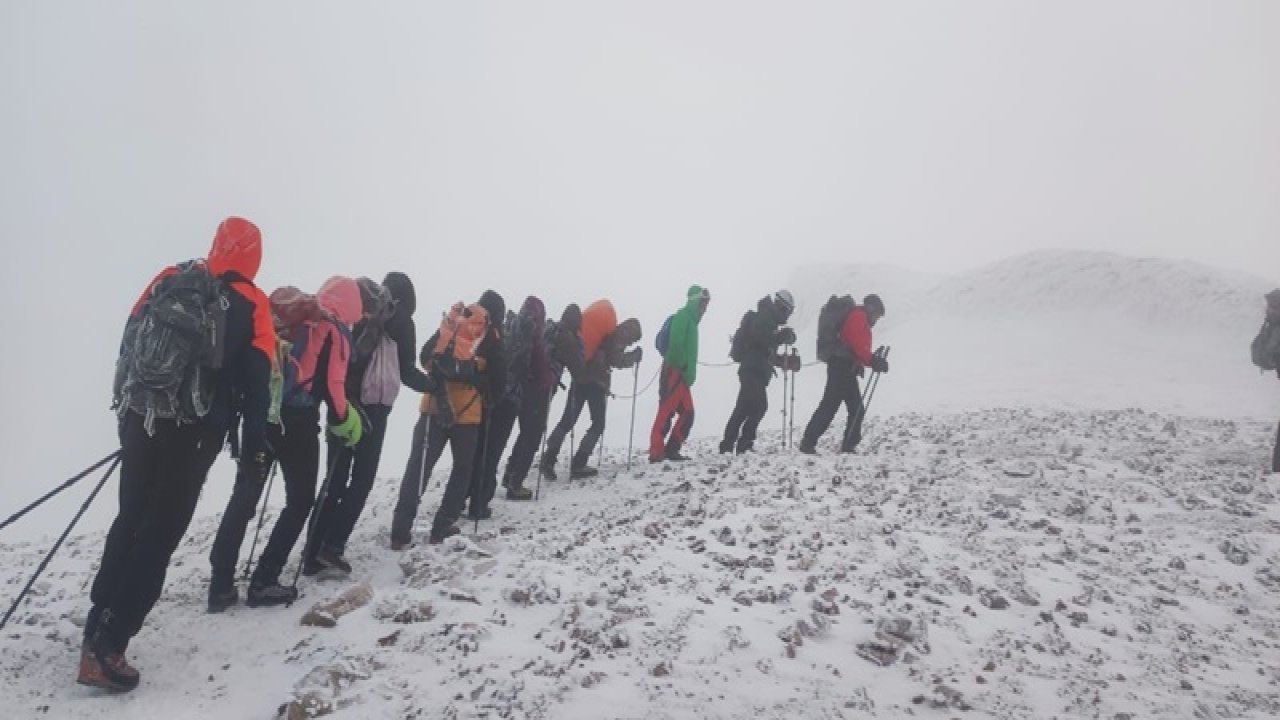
[[113, 261, 228, 434], [815, 295, 857, 363], [1252, 320, 1280, 372], [729, 310, 754, 362], [351, 277, 396, 368], [504, 309, 537, 396]]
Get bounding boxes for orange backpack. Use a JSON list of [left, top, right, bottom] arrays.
[[431, 302, 489, 380]]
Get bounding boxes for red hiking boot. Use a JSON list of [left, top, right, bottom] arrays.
[[77, 640, 140, 692]]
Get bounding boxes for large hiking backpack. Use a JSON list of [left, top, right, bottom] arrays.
[[728, 310, 754, 363], [545, 320, 582, 385], [351, 277, 396, 367], [267, 286, 326, 423], [1252, 321, 1280, 372], [503, 309, 537, 397], [655, 314, 674, 356], [431, 302, 489, 382], [815, 294, 857, 363], [113, 260, 229, 435]]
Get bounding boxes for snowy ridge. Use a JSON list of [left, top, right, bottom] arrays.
[[919, 250, 1273, 330], [790, 250, 1275, 331], [784, 250, 1278, 419], [2, 410, 1278, 719]]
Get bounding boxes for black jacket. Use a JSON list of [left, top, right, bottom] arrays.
[[736, 297, 789, 382]]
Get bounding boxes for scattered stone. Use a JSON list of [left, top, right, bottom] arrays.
[[301, 583, 373, 628]]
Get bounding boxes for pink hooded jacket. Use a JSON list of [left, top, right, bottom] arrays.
[[293, 276, 362, 419]]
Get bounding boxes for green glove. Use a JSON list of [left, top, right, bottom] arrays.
[[330, 407, 364, 447]]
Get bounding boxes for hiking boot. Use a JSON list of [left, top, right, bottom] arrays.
[[246, 579, 298, 608], [718, 440, 734, 454], [78, 637, 140, 692], [428, 525, 461, 545], [300, 557, 324, 577], [798, 444, 818, 456], [665, 451, 690, 462], [506, 486, 533, 501], [539, 460, 558, 481], [390, 536, 413, 552], [315, 548, 352, 576], [648, 455, 665, 464], [569, 466, 599, 479], [207, 583, 239, 614]]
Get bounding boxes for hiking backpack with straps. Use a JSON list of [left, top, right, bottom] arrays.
[[815, 294, 857, 363], [503, 309, 537, 397], [113, 260, 229, 434], [655, 314, 674, 356], [268, 286, 327, 422], [269, 287, 351, 410], [351, 277, 396, 367], [1252, 320, 1280, 372], [728, 310, 754, 363]]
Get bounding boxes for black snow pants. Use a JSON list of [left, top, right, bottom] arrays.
[[800, 360, 864, 453], [89, 413, 222, 652], [722, 370, 770, 453]]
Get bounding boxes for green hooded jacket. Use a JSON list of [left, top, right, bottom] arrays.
[[663, 285, 705, 386]]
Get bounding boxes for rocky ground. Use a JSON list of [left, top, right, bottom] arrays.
[[2, 408, 1278, 719]]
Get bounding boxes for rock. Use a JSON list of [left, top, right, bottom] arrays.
[[1219, 541, 1249, 566], [301, 583, 373, 628], [979, 588, 1009, 610], [651, 662, 670, 677]]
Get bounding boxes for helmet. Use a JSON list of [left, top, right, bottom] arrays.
[[773, 289, 795, 314]]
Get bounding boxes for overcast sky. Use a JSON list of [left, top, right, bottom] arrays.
[[1, 1, 1276, 537]]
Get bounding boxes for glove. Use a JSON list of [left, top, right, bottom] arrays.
[[787, 354, 802, 372], [627, 346, 644, 364], [777, 327, 797, 346], [871, 355, 889, 374], [329, 407, 365, 447]]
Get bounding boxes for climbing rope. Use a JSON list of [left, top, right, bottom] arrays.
[[613, 367, 660, 399]]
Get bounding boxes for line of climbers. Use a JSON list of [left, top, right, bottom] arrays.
[[79, 217, 890, 692]]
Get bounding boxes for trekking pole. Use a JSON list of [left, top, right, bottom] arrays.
[[848, 346, 890, 445], [291, 449, 344, 591], [780, 348, 789, 450], [626, 363, 639, 472], [241, 458, 280, 581], [536, 402, 549, 502], [1, 450, 120, 533], [1, 455, 120, 630], [568, 386, 576, 470], [474, 413, 492, 534], [783, 348, 793, 448]]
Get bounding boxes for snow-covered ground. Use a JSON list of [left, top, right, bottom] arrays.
[[2, 249, 1278, 719], [2, 410, 1278, 719]]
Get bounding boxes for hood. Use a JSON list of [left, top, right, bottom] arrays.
[[207, 216, 262, 281], [479, 290, 506, 328], [317, 276, 363, 327], [560, 304, 583, 333], [521, 296, 547, 334], [614, 317, 642, 347], [685, 285, 708, 319], [383, 272, 416, 317]]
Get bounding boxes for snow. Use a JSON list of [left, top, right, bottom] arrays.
[[1, 250, 1278, 719]]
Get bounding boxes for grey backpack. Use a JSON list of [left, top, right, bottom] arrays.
[[113, 261, 229, 434], [1252, 320, 1280, 372]]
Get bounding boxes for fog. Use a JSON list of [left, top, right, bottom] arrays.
[[1, 1, 1277, 541]]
